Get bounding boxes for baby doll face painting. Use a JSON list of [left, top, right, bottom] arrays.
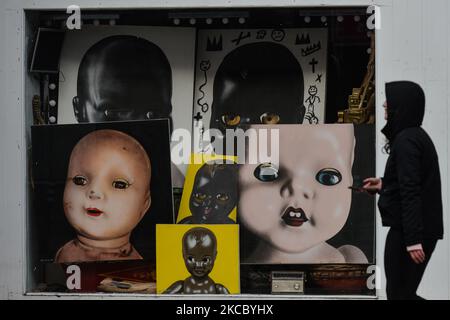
[[63, 130, 151, 244], [188, 163, 237, 224], [238, 125, 355, 261], [182, 227, 217, 278]]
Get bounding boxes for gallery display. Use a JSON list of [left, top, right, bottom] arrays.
[[27, 7, 376, 296]]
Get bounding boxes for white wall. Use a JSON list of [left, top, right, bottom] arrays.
[[376, 0, 450, 299], [0, 0, 448, 299]]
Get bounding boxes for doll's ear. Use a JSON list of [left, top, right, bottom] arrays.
[[72, 96, 86, 123], [142, 192, 151, 218]]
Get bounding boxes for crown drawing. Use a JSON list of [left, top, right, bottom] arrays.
[[206, 35, 223, 51], [296, 33, 311, 45], [301, 41, 321, 57]]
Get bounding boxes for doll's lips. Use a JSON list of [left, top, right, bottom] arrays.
[[86, 207, 103, 217], [282, 207, 309, 227]]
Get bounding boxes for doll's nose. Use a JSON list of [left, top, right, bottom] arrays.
[[87, 189, 103, 200], [280, 177, 314, 200]]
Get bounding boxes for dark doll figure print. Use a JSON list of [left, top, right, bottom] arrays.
[[179, 162, 238, 224], [209, 42, 305, 134], [163, 227, 229, 294]]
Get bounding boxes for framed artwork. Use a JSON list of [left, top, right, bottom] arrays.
[[193, 28, 328, 153], [238, 124, 375, 265], [156, 224, 240, 294], [31, 120, 174, 264]]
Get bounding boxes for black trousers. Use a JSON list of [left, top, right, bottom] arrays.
[[384, 228, 437, 300]]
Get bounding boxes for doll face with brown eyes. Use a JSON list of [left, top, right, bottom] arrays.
[[189, 163, 237, 223], [63, 130, 151, 241], [238, 125, 355, 254], [209, 42, 305, 134], [182, 227, 217, 277]]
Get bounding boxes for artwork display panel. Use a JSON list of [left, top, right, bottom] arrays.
[[156, 224, 240, 294], [193, 28, 328, 153], [31, 120, 174, 265], [238, 124, 375, 265], [57, 26, 196, 187]]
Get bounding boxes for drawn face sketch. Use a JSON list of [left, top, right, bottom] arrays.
[[238, 125, 355, 254]]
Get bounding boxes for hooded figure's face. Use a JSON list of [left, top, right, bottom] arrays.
[[382, 81, 425, 140], [73, 35, 173, 123], [210, 42, 305, 134], [182, 227, 217, 278], [189, 163, 237, 222]]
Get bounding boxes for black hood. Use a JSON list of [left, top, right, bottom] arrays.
[[381, 81, 425, 141]]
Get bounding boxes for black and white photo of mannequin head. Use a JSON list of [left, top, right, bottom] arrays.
[[72, 35, 173, 129], [193, 28, 328, 154]]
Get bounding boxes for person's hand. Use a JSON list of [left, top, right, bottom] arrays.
[[409, 248, 426, 264], [362, 177, 382, 195]]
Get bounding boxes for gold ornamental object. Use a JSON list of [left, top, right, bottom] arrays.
[[338, 32, 375, 124]]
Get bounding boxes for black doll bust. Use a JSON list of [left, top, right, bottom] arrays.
[[179, 163, 237, 224], [163, 227, 229, 294]]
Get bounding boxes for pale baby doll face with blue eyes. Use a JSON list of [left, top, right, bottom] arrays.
[[238, 124, 355, 254], [63, 130, 151, 242]]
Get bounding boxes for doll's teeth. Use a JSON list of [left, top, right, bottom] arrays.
[[296, 212, 301, 218], [290, 212, 295, 217]]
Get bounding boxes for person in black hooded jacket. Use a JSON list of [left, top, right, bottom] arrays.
[[363, 81, 443, 300]]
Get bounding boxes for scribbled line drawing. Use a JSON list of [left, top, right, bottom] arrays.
[[295, 33, 311, 45], [193, 112, 203, 122], [197, 60, 211, 113], [271, 29, 286, 42], [198, 124, 214, 154], [316, 74, 322, 83], [302, 41, 321, 57], [207, 35, 223, 51], [232, 31, 251, 46], [256, 30, 267, 40], [309, 58, 318, 74], [304, 85, 320, 124]]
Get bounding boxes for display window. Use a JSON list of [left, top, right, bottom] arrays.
[[25, 6, 376, 296]]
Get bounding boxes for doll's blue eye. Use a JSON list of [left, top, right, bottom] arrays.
[[316, 169, 342, 186], [72, 175, 87, 186], [254, 163, 279, 182]]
